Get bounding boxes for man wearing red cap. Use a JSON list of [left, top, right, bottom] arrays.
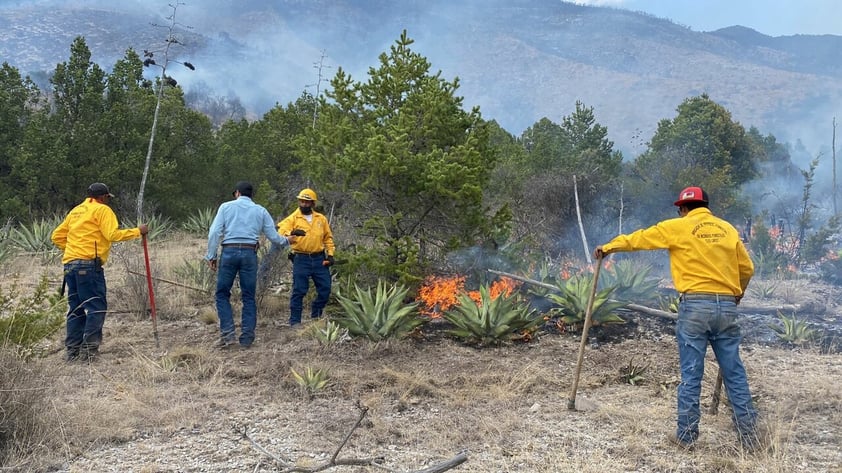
[[52, 183, 149, 361], [594, 186, 759, 451]]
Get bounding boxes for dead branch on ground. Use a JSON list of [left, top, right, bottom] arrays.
[[237, 403, 468, 473]]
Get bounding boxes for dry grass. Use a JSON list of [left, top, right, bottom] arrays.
[[2, 234, 841, 472]]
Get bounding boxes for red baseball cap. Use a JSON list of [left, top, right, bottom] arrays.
[[674, 186, 709, 206]]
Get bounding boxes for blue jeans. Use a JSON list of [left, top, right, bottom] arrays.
[[64, 260, 107, 353], [289, 253, 332, 325], [675, 299, 757, 445], [215, 246, 258, 345]]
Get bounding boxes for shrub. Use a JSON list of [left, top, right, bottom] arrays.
[[1, 275, 66, 358], [334, 281, 425, 341], [0, 348, 62, 469], [443, 284, 542, 346]]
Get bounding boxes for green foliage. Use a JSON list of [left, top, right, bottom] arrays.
[[629, 94, 756, 221], [307, 319, 348, 347], [769, 311, 818, 345], [598, 259, 661, 303], [546, 274, 627, 326], [334, 281, 425, 341], [656, 293, 680, 313], [0, 275, 66, 358], [290, 366, 330, 397], [0, 221, 17, 265], [514, 105, 624, 254], [620, 358, 650, 385], [180, 207, 215, 235], [124, 214, 174, 241], [748, 219, 791, 278], [748, 281, 779, 300], [9, 217, 62, 260], [443, 284, 542, 346], [801, 214, 840, 265], [298, 31, 503, 282], [171, 258, 216, 294]]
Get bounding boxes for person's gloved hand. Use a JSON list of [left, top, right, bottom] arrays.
[[323, 255, 335, 266], [290, 229, 307, 236]]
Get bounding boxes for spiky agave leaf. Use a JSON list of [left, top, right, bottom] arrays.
[[443, 285, 541, 346], [334, 281, 424, 341], [547, 274, 627, 326]]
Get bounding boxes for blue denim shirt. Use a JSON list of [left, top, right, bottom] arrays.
[[205, 196, 288, 260]]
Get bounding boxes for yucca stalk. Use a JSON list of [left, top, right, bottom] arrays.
[[334, 281, 424, 341], [443, 284, 541, 346]]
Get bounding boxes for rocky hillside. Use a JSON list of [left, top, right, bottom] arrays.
[[1, 0, 841, 155]]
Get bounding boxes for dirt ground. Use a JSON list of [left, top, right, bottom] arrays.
[[4, 239, 842, 473]]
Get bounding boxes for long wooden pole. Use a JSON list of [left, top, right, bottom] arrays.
[[568, 255, 603, 410]]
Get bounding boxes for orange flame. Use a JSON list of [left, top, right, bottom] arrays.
[[466, 277, 521, 304], [416, 276, 522, 317], [416, 275, 466, 318]]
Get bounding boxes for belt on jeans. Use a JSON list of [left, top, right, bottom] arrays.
[[222, 243, 257, 249], [65, 259, 97, 266], [294, 251, 324, 257], [679, 293, 737, 303]]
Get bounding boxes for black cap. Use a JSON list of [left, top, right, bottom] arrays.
[[233, 181, 253, 198], [87, 183, 114, 197]]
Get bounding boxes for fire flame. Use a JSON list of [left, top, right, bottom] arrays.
[[416, 275, 521, 318]]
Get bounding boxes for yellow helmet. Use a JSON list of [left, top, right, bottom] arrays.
[[296, 188, 318, 201]]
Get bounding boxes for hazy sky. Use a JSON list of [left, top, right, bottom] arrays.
[[578, 0, 842, 36]]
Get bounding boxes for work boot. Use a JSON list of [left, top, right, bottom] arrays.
[[667, 432, 695, 451], [65, 348, 80, 362], [81, 345, 99, 362]]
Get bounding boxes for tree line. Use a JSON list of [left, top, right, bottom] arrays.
[[0, 32, 833, 284]]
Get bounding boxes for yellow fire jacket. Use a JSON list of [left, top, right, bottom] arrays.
[[276, 209, 335, 256], [51, 198, 142, 265], [601, 207, 753, 295]]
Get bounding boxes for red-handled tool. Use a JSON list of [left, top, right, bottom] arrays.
[[142, 234, 160, 348]]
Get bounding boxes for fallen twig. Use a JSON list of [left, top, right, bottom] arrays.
[[126, 269, 210, 294], [238, 403, 468, 473]]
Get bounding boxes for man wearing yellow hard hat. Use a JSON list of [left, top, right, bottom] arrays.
[[276, 188, 336, 326]]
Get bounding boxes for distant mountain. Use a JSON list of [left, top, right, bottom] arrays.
[[1, 0, 840, 157]]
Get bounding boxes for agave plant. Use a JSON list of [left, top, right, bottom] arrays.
[[307, 319, 348, 347], [333, 281, 425, 341], [10, 217, 62, 259], [770, 311, 818, 345], [181, 207, 215, 235], [598, 259, 661, 303], [546, 273, 627, 326], [443, 284, 542, 346], [124, 214, 174, 241], [290, 366, 330, 397]]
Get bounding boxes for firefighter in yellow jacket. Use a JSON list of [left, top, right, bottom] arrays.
[[276, 188, 336, 325], [51, 183, 148, 361]]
